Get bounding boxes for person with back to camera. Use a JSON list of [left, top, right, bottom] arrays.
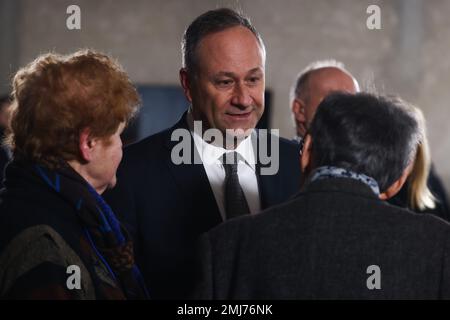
[[194, 92, 450, 299]]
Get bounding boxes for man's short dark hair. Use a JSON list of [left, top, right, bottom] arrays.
[[181, 8, 265, 74], [309, 92, 421, 192]]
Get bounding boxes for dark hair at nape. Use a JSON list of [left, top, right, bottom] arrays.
[[309, 92, 420, 192]]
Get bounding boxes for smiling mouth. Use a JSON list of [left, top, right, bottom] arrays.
[[225, 111, 253, 120]]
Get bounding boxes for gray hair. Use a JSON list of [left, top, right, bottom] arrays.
[[290, 59, 357, 102], [309, 92, 421, 192]]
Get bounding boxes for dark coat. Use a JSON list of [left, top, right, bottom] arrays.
[[104, 113, 302, 299], [389, 165, 450, 221], [0, 129, 10, 189], [0, 161, 129, 299], [292, 137, 450, 222], [194, 178, 450, 299]]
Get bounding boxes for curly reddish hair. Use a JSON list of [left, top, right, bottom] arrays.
[[6, 50, 140, 168]]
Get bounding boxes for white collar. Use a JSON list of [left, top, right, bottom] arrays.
[[187, 109, 256, 170]]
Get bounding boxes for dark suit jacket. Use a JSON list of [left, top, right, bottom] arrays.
[[0, 131, 10, 189], [194, 177, 450, 299], [389, 165, 450, 221], [104, 113, 302, 299]]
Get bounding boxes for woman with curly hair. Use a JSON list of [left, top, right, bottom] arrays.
[[0, 50, 149, 299]]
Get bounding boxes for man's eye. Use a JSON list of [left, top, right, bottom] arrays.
[[216, 79, 234, 87], [247, 77, 261, 85]]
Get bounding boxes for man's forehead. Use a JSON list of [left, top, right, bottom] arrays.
[[214, 68, 264, 77], [196, 29, 265, 77], [199, 25, 262, 48], [310, 67, 356, 93]]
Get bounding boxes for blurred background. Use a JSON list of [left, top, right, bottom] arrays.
[[1, 0, 450, 191]]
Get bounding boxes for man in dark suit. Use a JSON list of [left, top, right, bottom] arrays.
[[290, 60, 449, 221], [194, 92, 450, 299], [104, 8, 301, 299]]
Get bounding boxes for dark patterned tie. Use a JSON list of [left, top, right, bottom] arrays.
[[222, 152, 250, 219]]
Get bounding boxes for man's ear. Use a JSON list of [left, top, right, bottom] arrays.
[[292, 98, 306, 123], [300, 134, 313, 173], [180, 68, 193, 103], [78, 128, 97, 162], [379, 163, 413, 200]]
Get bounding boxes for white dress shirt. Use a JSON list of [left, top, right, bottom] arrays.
[[187, 112, 261, 221]]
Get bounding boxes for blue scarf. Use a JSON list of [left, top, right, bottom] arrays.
[[309, 166, 380, 196], [35, 164, 150, 299]]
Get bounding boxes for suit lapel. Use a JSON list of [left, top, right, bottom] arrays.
[[163, 113, 222, 229], [253, 130, 282, 210], [159, 117, 285, 222]]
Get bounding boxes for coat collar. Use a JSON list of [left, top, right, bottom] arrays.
[[299, 176, 380, 201]]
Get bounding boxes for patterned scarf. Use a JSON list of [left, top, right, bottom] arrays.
[[35, 164, 150, 299], [309, 165, 380, 196]]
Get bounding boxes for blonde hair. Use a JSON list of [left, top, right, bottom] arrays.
[[406, 106, 436, 210]]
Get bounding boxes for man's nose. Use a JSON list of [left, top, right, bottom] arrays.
[[231, 83, 252, 108]]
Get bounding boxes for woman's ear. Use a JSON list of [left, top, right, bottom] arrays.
[[78, 128, 97, 162]]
